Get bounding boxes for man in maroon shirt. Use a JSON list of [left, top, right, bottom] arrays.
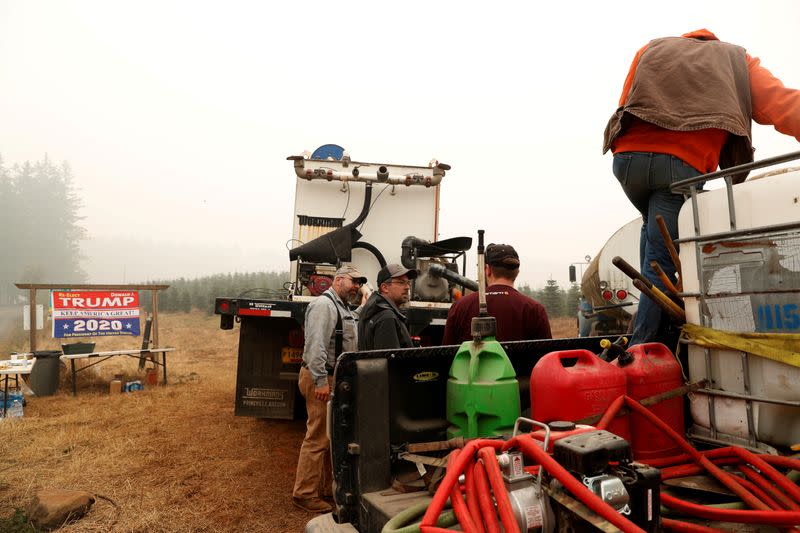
[[442, 243, 552, 344]]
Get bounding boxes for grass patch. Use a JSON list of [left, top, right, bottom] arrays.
[[0, 508, 39, 533]]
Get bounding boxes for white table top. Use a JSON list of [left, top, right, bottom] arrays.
[[0, 359, 36, 375], [59, 348, 176, 360]]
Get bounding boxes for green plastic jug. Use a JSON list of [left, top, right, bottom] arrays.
[[446, 337, 520, 439]]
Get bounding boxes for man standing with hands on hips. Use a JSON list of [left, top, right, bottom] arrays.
[[292, 265, 368, 513]]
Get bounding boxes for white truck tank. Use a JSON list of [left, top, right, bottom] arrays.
[[579, 217, 641, 335], [678, 165, 800, 449]]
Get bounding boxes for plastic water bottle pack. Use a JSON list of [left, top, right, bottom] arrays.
[[1, 390, 24, 418]]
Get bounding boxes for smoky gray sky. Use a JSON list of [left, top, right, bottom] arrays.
[[1, 1, 799, 287]]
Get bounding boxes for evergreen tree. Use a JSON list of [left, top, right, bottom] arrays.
[[0, 155, 87, 302], [565, 282, 582, 317], [517, 283, 534, 298], [176, 289, 192, 313], [0, 156, 16, 303], [539, 279, 566, 317]]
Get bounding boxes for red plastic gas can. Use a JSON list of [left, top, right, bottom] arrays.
[[613, 342, 684, 460], [531, 350, 630, 442]]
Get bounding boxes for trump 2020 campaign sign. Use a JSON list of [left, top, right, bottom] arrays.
[[51, 290, 141, 338]]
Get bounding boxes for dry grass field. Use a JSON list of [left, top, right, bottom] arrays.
[[0, 313, 576, 532]]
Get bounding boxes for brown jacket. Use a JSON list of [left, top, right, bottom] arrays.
[[604, 33, 754, 176]]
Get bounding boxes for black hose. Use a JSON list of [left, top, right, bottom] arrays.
[[352, 241, 387, 268], [401, 236, 429, 269], [349, 182, 373, 228]]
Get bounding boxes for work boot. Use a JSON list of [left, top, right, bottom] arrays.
[[292, 497, 332, 513]]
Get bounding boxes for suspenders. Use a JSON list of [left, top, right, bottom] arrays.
[[321, 292, 344, 372]]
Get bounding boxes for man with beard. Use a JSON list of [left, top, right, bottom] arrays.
[[292, 265, 367, 513]]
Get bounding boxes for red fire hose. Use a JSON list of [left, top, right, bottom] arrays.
[[599, 395, 800, 525], [444, 448, 479, 533], [420, 439, 504, 533], [472, 461, 501, 533], [477, 447, 520, 533], [597, 396, 771, 511], [463, 455, 484, 533], [738, 464, 800, 510]]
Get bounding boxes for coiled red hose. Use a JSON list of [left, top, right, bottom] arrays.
[[463, 455, 484, 533], [472, 461, 501, 533], [477, 447, 520, 533], [603, 395, 800, 525], [597, 395, 771, 511], [447, 449, 480, 533], [423, 394, 800, 532], [738, 464, 800, 510], [660, 494, 800, 525], [420, 439, 503, 533]]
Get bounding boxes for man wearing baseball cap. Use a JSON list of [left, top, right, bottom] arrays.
[[443, 243, 551, 344], [358, 263, 417, 350], [293, 264, 367, 513]]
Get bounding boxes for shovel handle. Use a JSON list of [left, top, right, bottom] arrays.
[[633, 279, 686, 323], [655, 215, 683, 291], [650, 260, 680, 297]]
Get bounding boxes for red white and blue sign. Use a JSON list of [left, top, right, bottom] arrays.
[[51, 290, 141, 338]]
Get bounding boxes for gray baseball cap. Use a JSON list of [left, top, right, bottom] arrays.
[[335, 265, 367, 284]]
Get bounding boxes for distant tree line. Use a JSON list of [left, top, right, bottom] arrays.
[[518, 279, 582, 318], [0, 155, 86, 304], [139, 271, 289, 315]]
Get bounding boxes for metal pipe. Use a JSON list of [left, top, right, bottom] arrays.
[[674, 220, 800, 245], [377, 165, 389, 182], [428, 263, 479, 292], [692, 387, 800, 408], [477, 230, 487, 317], [670, 150, 800, 193], [401, 236, 430, 269]]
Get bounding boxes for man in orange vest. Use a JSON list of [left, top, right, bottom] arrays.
[[604, 29, 800, 345]]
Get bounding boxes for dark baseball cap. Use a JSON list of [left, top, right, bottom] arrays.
[[485, 243, 520, 269], [377, 263, 418, 286]]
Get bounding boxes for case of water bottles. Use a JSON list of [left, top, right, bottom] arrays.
[[1, 390, 24, 419], [123, 380, 144, 393]]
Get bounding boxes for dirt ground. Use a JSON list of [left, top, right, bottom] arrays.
[[0, 313, 576, 532]]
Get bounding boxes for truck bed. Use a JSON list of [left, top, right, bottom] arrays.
[[328, 336, 615, 533]]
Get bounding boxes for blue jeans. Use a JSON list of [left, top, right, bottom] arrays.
[[612, 152, 701, 345]]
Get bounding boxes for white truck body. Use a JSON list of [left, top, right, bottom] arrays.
[[289, 157, 444, 289]]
